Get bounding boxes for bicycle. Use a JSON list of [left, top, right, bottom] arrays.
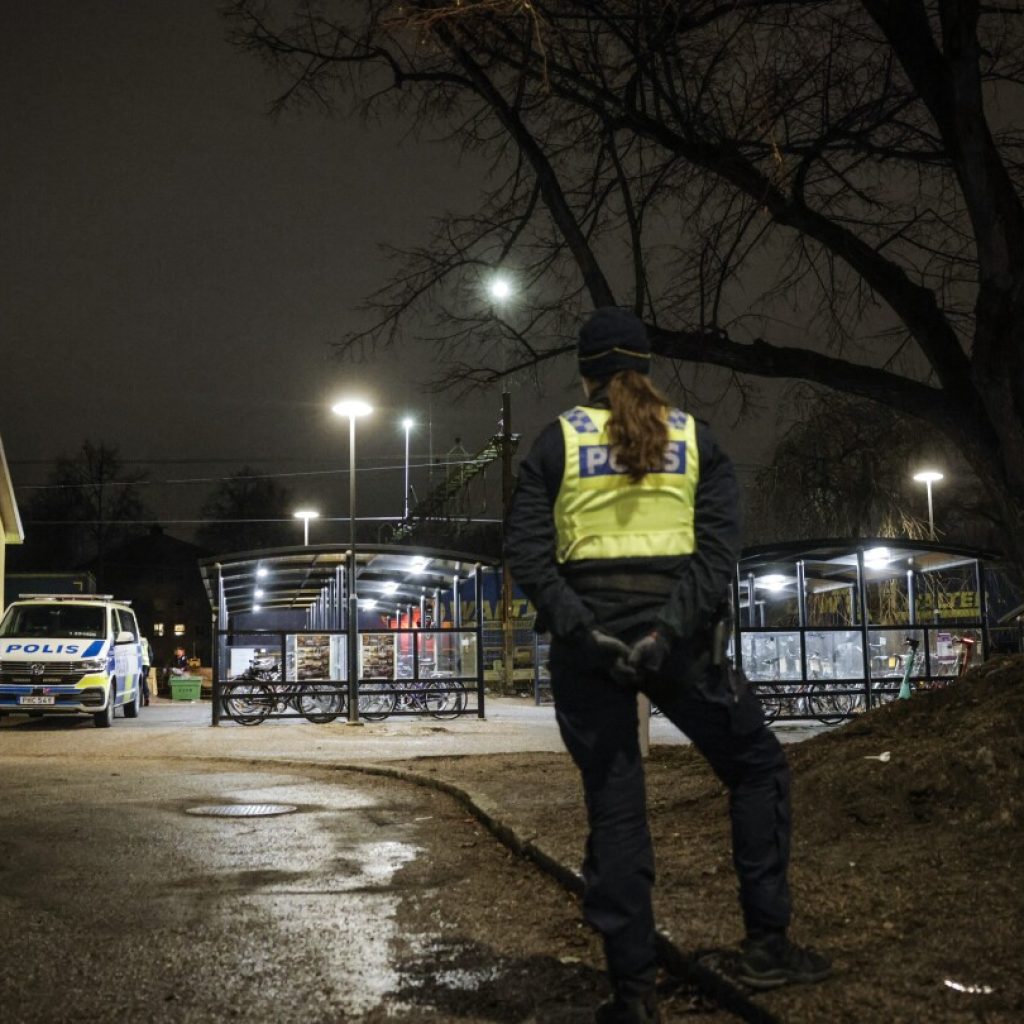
[[745, 643, 847, 724], [222, 662, 345, 726], [755, 678, 862, 726], [354, 679, 468, 721]]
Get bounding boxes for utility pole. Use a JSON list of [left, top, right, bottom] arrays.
[[500, 390, 516, 694]]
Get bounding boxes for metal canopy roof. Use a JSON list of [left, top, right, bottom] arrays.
[[199, 544, 497, 619], [738, 538, 995, 598]]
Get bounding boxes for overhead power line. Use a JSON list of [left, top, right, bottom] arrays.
[[13, 458, 491, 492], [22, 516, 503, 526]]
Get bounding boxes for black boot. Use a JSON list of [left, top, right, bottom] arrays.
[[736, 931, 831, 989]]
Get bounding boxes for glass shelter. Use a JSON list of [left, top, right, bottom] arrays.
[[199, 545, 496, 725], [734, 540, 995, 721]]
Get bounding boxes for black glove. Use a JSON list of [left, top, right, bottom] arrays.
[[629, 630, 671, 678], [581, 628, 639, 688]]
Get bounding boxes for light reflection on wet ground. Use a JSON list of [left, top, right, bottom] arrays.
[[0, 757, 628, 1023], [0, 702, 733, 1024], [168, 777, 425, 1019]]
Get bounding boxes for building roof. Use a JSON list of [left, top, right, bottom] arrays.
[[0, 435, 24, 545], [91, 525, 208, 570]]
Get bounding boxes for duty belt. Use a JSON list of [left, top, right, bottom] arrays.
[[561, 571, 676, 597]]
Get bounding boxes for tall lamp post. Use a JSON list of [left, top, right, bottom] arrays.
[[912, 469, 944, 539], [401, 417, 414, 519], [332, 397, 373, 724], [488, 272, 517, 694], [293, 508, 319, 547]]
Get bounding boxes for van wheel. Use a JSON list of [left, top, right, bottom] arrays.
[[123, 682, 140, 719], [93, 683, 115, 728]]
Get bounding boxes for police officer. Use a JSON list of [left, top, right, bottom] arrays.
[[140, 637, 154, 705], [506, 308, 829, 1023]]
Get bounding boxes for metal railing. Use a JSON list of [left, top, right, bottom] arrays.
[[212, 625, 485, 724], [740, 622, 992, 722]]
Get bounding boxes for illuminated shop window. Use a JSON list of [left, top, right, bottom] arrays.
[[174, 624, 186, 637], [153, 623, 165, 637]]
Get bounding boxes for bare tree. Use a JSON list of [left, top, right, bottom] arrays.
[[17, 441, 147, 575], [197, 468, 294, 555], [226, 0, 1024, 574], [746, 389, 999, 546]]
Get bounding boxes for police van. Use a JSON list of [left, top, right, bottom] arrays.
[[0, 595, 145, 728]]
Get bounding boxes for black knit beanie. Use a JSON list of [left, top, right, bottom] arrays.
[[578, 307, 651, 379]]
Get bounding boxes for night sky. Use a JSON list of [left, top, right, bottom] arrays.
[[1, 1, 765, 541]]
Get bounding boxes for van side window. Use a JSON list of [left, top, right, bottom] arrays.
[[116, 609, 138, 640]]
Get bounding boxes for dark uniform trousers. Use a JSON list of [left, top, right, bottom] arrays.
[[549, 634, 792, 987]]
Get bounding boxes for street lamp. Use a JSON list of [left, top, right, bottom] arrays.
[[487, 274, 513, 302], [486, 271, 517, 694], [293, 508, 319, 546], [912, 469, 944, 539], [401, 417, 414, 519], [332, 397, 373, 724]]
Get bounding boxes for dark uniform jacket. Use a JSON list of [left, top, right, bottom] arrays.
[[506, 390, 740, 644]]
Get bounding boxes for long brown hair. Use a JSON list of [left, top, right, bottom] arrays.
[[606, 370, 670, 482]]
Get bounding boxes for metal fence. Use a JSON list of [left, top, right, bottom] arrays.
[[527, 621, 1022, 722], [741, 622, 1005, 723], [212, 625, 484, 725]]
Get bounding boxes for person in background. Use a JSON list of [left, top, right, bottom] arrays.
[[140, 638, 153, 705], [163, 645, 188, 690], [505, 307, 830, 1024]]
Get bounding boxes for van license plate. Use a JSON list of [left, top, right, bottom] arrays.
[[19, 696, 55, 706]]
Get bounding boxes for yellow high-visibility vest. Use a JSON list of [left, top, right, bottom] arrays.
[[553, 405, 699, 563]]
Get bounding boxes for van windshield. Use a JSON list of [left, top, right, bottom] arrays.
[[0, 605, 107, 640]]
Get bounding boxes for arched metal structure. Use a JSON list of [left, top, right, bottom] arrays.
[[734, 539, 998, 720], [199, 545, 497, 725]]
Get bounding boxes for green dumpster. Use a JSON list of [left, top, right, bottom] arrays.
[[170, 675, 203, 701]]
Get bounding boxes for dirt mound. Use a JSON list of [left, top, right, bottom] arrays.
[[396, 661, 1024, 1020], [756, 656, 1024, 1022], [789, 654, 1023, 835]]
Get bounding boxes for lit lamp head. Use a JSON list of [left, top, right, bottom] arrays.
[[912, 468, 943, 539], [487, 274, 513, 303], [332, 398, 373, 420], [293, 508, 320, 546], [401, 416, 415, 432], [864, 547, 891, 570]]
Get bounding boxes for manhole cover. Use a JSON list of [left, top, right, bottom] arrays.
[[185, 804, 298, 818]]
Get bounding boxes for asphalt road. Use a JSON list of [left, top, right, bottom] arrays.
[[0, 701, 821, 1022], [0, 754, 611, 1024]]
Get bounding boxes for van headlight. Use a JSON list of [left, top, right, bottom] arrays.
[[75, 658, 107, 673]]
